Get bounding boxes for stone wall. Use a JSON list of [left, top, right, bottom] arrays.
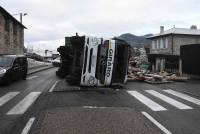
[[173, 35, 200, 55], [0, 11, 24, 55]]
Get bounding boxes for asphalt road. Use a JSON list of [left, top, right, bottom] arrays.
[[0, 68, 200, 134], [0, 68, 59, 134]]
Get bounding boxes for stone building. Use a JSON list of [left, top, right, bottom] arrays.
[[147, 26, 200, 74], [0, 6, 26, 54]]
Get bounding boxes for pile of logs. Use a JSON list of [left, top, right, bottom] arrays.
[[128, 67, 189, 84]]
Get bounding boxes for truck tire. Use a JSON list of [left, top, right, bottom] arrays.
[[65, 75, 79, 85], [22, 72, 27, 80]]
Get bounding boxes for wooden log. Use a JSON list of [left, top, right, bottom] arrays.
[[144, 76, 155, 81], [144, 80, 174, 84], [168, 76, 188, 82], [145, 74, 163, 80]]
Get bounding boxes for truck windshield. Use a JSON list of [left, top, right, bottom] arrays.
[[0, 57, 14, 67], [95, 41, 109, 84]]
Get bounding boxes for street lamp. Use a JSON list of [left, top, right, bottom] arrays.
[[13, 13, 28, 24]]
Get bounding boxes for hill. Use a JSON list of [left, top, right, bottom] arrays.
[[118, 33, 153, 48]]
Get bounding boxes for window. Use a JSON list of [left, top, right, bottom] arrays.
[[0, 57, 14, 67], [160, 39, 164, 49], [165, 38, 168, 48], [152, 41, 155, 49], [163, 39, 166, 48], [13, 22, 17, 35], [13, 58, 20, 66], [83, 46, 88, 74], [18, 58, 25, 66], [88, 48, 93, 73], [4, 17, 10, 32], [156, 40, 159, 49]]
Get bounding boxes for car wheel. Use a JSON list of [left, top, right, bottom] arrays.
[[4, 77, 11, 85]]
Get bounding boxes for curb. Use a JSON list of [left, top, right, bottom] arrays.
[[28, 66, 55, 75], [28, 64, 49, 70]]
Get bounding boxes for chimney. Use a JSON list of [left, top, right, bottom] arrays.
[[160, 26, 164, 34]]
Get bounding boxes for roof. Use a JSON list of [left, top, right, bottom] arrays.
[[0, 6, 26, 29], [147, 28, 200, 39]]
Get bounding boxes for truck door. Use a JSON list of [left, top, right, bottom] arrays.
[[95, 40, 115, 86], [12, 58, 20, 80]]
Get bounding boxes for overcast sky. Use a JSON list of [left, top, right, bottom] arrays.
[[1, 0, 200, 52]]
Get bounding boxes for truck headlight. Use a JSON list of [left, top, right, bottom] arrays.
[[0, 69, 6, 75], [88, 76, 95, 85]]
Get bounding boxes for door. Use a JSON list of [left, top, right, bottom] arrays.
[[18, 57, 26, 78], [12, 58, 20, 80]]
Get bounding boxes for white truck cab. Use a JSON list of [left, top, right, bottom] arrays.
[[57, 35, 130, 87], [80, 36, 129, 86]]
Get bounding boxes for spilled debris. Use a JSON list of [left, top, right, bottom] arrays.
[[128, 47, 189, 84]]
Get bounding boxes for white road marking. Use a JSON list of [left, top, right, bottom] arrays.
[[0, 92, 20, 106], [82, 106, 108, 109], [21, 117, 35, 134], [146, 90, 193, 109], [27, 76, 39, 80], [7, 92, 41, 115], [142, 111, 172, 134], [49, 80, 60, 92], [164, 89, 200, 105], [128, 91, 167, 111]]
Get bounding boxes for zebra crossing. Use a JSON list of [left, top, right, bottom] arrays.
[[0, 92, 20, 106], [128, 89, 200, 111], [128, 91, 167, 111], [1, 89, 200, 116], [0, 91, 41, 115]]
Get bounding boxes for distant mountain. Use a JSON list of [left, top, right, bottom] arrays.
[[118, 33, 153, 48]]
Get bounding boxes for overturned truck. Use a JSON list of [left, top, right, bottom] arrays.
[[56, 35, 130, 87]]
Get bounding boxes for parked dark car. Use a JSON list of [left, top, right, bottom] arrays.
[[0, 55, 28, 85], [52, 57, 61, 67]]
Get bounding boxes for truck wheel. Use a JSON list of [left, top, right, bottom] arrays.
[[22, 73, 27, 80], [66, 75, 79, 85]]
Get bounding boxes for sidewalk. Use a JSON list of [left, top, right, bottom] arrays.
[[27, 58, 54, 75], [28, 65, 54, 75]]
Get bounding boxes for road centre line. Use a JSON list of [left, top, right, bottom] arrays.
[[21, 117, 35, 134], [49, 80, 60, 92], [142, 111, 172, 134]]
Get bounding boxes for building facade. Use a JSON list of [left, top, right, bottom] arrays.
[[0, 6, 26, 55], [147, 26, 200, 74]]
